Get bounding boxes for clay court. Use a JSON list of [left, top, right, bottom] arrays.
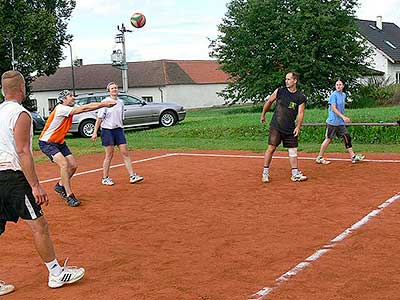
[[2, 150, 400, 300]]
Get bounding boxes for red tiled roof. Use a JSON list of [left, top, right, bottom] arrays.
[[31, 60, 230, 92]]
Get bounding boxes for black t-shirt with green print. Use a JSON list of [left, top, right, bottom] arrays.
[[270, 87, 307, 135]]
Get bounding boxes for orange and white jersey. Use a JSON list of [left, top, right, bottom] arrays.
[[39, 104, 74, 144]]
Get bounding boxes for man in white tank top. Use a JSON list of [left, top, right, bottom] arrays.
[[0, 71, 85, 294]]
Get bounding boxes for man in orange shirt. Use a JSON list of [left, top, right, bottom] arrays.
[[39, 90, 116, 207]]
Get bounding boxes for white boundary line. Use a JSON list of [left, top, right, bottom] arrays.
[[173, 152, 400, 163], [247, 192, 400, 300], [39, 153, 176, 184], [39, 152, 400, 184]]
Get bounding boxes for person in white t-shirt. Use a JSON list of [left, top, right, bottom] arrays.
[[91, 82, 144, 185], [0, 70, 85, 294]]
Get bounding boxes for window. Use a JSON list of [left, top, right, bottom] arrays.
[[48, 98, 57, 112], [142, 96, 153, 103], [30, 98, 38, 111], [119, 95, 143, 105], [396, 72, 400, 84], [385, 40, 397, 49]]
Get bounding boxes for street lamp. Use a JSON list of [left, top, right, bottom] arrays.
[[65, 43, 76, 96]]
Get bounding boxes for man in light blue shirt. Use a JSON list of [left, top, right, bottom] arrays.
[[316, 80, 365, 164]]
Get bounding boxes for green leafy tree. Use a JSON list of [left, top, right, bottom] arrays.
[[210, 0, 371, 106], [0, 0, 75, 110]]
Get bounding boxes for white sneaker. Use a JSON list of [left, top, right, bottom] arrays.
[[0, 281, 15, 296], [291, 172, 308, 182], [315, 156, 331, 165], [262, 173, 270, 183], [130, 174, 144, 184], [352, 154, 365, 164], [101, 176, 114, 186], [48, 259, 85, 288]]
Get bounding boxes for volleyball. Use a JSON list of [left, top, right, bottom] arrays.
[[130, 12, 146, 28]]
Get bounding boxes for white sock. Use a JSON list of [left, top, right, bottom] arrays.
[[263, 166, 269, 175], [45, 259, 62, 276], [291, 168, 299, 176]]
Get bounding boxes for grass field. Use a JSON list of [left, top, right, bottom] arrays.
[[32, 105, 400, 160]]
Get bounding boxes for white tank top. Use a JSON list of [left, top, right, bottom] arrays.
[[0, 100, 33, 171]]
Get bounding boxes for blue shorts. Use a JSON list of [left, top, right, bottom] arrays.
[[101, 127, 127, 146], [39, 140, 72, 162]]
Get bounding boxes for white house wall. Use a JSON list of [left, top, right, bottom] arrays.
[[161, 84, 227, 108]]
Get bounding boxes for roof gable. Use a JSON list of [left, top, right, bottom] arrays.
[[357, 19, 400, 63]]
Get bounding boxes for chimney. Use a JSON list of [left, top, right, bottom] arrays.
[[376, 16, 383, 30]]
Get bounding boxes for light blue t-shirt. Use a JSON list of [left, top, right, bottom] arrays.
[[326, 90, 346, 126]]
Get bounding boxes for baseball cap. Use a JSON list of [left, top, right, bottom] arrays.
[[57, 90, 72, 103]]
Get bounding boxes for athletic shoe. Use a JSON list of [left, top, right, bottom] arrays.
[[66, 194, 80, 207], [315, 156, 331, 165], [48, 259, 85, 288], [101, 176, 114, 186], [352, 153, 365, 164], [291, 172, 308, 182], [130, 174, 144, 184], [0, 281, 15, 296], [262, 173, 270, 183], [54, 183, 67, 198]]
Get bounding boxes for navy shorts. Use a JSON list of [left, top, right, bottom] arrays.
[[101, 128, 127, 146], [39, 140, 72, 162], [0, 170, 43, 236]]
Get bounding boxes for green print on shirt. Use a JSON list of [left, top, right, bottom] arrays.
[[288, 102, 297, 110]]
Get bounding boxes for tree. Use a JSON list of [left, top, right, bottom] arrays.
[[210, 0, 371, 106], [0, 0, 76, 110]]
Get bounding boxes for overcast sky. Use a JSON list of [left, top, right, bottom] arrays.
[[60, 0, 400, 67]]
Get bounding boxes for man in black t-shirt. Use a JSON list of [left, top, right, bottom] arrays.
[[260, 72, 307, 183]]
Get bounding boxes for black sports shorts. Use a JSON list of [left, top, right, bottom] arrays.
[[0, 170, 43, 236], [325, 124, 349, 139], [268, 127, 298, 148]]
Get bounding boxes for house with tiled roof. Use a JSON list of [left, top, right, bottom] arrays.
[[31, 59, 230, 117], [357, 17, 400, 83]]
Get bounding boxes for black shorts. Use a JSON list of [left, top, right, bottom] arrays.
[[326, 124, 349, 139], [0, 170, 43, 236], [268, 127, 298, 148]]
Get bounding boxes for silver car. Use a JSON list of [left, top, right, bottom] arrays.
[[69, 92, 186, 138]]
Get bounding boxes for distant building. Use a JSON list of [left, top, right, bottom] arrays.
[[31, 59, 230, 117], [357, 17, 400, 83]]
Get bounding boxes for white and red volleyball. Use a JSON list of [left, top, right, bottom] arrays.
[[130, 12, 146, 28]]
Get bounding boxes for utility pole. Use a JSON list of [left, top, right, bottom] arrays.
[[65, 43, 76, 96], [111, 23, 131, 93], [10, 39, 17, 70]]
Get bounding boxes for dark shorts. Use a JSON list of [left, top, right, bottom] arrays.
[[326, 124, 349, 139], [101, 127, 127, 146], [268, 127, 298, 148], [39, 140, 72, 162], [0, 170, 43, 236]]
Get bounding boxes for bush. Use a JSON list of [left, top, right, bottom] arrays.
[[351, 77, 400, 108]]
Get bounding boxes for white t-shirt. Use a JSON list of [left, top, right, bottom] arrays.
[[0, 100, 32, 171], [97, 97, 124, 129]]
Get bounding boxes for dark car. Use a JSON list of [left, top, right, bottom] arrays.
[[31, 111, 45, 132], [69, 92, 186, 138]]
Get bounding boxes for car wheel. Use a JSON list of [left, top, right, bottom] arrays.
[[79, 120, 95, 138], [160, 110, 177, 127]]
